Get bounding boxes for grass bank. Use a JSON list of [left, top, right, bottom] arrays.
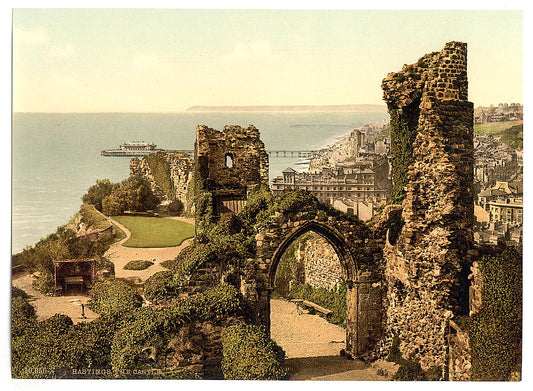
[[474, 120, 522, 136], [112, 216, 195, 248]]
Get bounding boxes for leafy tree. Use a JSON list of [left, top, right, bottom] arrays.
[[82, 179, 115, 211], [101, 177, 159, 216]]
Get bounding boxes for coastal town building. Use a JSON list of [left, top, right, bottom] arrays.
[[474, 103, 523, 123], [271, 154, 391, 220], [473, 134, 522, 189], [474, 181, 522, 246]]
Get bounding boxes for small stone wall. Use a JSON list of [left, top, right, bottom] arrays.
[[302, 236, 344, 290], [447, 321, 472, 381]]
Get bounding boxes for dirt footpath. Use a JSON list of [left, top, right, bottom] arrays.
[[270, 299, 388, 381], [12, 272, 98, 323]]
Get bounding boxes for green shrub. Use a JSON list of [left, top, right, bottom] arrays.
[[274, 188, 321, 215], [424, 365, 442, 381], [40, 314, 73, 337], [165, 199, 184, 216], [12, 314, 120, 379], [102, 176, 160, 216], [11, 296, 37, 337], [393, 358, 426, 381], [87, 279, 143, 317], [32, 270, 55, 296], [222, 324, 287, 380], [11, 286, 29, 300], [143, 271, 180, 303], [82, 179, 115, 212], [174, 242, 217, 278], [97, 257, 115, 278], [79, 203, 111, 230], [386, 332, 402, 363], [123, 260, 154, 270]]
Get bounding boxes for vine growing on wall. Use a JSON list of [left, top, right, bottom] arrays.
[[145, 152, 176, 201], [388, 105, 420, 204], [469, 247, 522, 381]]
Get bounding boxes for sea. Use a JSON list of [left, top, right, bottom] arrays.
[[11, 111, 388, 254]]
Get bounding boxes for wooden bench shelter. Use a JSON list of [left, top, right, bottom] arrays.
[[53, 259, 96, 295]]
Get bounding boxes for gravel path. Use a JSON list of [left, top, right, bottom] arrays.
[[271, 299, 388, 381]]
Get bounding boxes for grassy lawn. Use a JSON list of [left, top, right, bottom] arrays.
[[112, 216, 195, 248], [474, 120, 522, 136]]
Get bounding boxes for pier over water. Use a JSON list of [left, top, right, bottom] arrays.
[[103, 149, 321, 158]]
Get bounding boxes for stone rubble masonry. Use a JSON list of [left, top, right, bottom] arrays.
[[302, 236, 345, 290], [195, 124, 269, 215], [130, 152, 193, 211], [382, 41, 474, 371], [160, 315, 244, 379], [447, 320, 472, 381], [196, 124, 269, 192], [468, 261, 482, 316]]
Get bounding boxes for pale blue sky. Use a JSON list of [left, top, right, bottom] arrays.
[[13, 9, 523, 112]]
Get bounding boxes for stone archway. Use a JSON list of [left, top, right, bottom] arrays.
[[251, 210, 385, 358]]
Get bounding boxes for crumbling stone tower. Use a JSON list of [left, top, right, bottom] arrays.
[[381, 42, 474, 370], [195, 124, 269, 216]]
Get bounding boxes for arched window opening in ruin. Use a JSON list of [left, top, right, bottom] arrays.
[[225, 153, 234, 168], [270, 230, 348, 360]]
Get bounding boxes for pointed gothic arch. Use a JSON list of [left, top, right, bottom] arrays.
[[250, 210, 385, 358]]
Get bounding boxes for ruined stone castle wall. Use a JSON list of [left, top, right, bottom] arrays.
[[130, 152, 193, 210], [195, 125, 269, 216], [196, 125, 269, 192], [382, 41, 474, 370]]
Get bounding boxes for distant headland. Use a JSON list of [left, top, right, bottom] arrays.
[[185, 104, 387, 112]]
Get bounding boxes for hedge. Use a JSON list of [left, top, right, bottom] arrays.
[[222, 324, 287, 380], [123, 260, 154, 270], [87, 279, 143, 317]]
